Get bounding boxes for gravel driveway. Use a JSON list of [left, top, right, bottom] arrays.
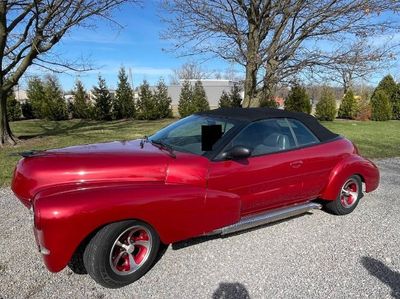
[[0, 158, 399, 299]]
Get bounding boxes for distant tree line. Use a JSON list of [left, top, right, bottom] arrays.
[[9, 67, 173, 121], [249, 74, 400, 122]]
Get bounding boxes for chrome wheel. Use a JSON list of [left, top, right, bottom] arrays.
[[109, 225, 152, 275], [340, 178, 359, 208]]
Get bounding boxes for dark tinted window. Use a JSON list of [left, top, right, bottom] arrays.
[[150, 115, 239, 155], [228, 119, 296, 156], [287, 119, 319, 146]]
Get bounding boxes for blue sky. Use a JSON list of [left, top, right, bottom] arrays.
[[22, 1, 399, 91], [26, 1, 233, 91]]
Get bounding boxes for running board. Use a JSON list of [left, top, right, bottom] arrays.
[[208, 202, 322, 236]]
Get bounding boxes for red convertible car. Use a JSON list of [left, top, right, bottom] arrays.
[[12, 108, 379, 288]]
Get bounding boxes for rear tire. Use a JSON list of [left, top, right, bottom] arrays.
[[324, 175, 362, 215], [83, 220, 160, 288]]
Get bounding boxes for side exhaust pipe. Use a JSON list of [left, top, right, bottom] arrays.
[[208, 202, 321, 236]]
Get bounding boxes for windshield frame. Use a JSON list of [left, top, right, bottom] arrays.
[[148, 114, 246, 159]]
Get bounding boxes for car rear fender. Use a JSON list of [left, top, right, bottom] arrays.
[[33, 183, 240, 272], [320, 154, 380, 200]]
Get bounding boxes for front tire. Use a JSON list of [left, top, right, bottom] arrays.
[[83, 220, 160, 288], [324, 175, 362, 215]]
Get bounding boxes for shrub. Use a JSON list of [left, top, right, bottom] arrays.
[[26, 76, 46, 119], [355, 95, 371, 121], [229, 84, 242, 107], [113, 67, 135, 119], [284, 85, 311, 113], [219, 84, 243, 108], [391, 83, 400, 120], [71, 80, 90, 119], [136, 80, 158, 120], [92, 76, 112, 120], [178, 80, 193, 118], [7, 93, 22, 121], [153, 79, 172, 118], [21, 101, 34, 119], [315, 88, 337, 121], [338, 90, 358, 119], [371, 90, 392, 121], [218, 91, 231, 108], [192, 80, 210, 112], [373, 75, 398, 120]]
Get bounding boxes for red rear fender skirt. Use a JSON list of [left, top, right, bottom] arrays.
[[321, 155, 380, 200]]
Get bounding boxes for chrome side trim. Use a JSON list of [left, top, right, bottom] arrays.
[[208, 202, 321, 236]]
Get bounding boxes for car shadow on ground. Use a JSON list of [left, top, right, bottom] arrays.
[[172, 211, 314, 250], [361, 256, 400, 299], [212, 282, 250, 299]]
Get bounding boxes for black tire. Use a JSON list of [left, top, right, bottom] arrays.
[[83, 220, 160, 288], [324, 175, 362, 215], [68, 244, 87, 274]]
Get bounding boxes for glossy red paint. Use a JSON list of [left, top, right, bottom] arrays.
[[12, 136, 379, 273]]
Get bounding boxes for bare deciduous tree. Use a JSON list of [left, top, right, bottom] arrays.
[[161, 0, 400, 107], [0, 0, 138, 146], [170, 61, 209, 84], [311, 39, 398, 93]]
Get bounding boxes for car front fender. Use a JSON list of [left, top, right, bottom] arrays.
[[320, 155, 380, 200], [33, 182, 240, 272]]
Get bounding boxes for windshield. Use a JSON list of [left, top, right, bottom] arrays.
[[149, 115, 241, 155]]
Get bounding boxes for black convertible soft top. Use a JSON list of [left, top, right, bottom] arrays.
[[196, 107, 339, 142]]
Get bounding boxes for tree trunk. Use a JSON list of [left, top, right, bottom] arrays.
[[260, 57, 279, 105], [0, 88, 17, 146], [242, 21, 260, 108]]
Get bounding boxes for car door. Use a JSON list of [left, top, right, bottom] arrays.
[[285, 118, 343, 199], [207, 118, 308, 216]]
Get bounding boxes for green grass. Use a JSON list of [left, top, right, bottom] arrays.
[[1, 118, 399, 186], [322, 120, 400, 159]]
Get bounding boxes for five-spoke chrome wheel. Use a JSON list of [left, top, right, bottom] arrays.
[[83, 220, 160, 288], [324, 175, 362, 215], [110, 225, 152, 275], [340, 178, 359, 208]]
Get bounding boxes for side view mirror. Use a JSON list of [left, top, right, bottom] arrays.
[[222, 145, 251, 160]]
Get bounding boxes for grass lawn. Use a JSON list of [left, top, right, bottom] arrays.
[[0, 118, 399, 186]]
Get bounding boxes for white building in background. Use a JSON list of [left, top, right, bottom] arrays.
[[14, 87, 28, 103]]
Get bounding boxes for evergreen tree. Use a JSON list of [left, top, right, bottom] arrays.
[[21, 102, 34, 119], [315, 88, 337, 121], [178, 80, 193, 118], [229, 83, 242, 107], [137, 80, 158, 120], [6, 92, 21, 121], [43, 75, 68, 120], [219, 84, 243, 108], [192, 80, 210, 112], [26, 76, 46, 119], [218, 90, 231, 108], [373, 75, 398, 119], [71, 80, 90, 119], [284, 85, 311, 113], [114, 67, 135, 119], [338, 90, 358, 119], [92, 75, 112, 120], [153, 79, 172, 118], [394, 84, 400, 120], [371, 90, 392, 121]]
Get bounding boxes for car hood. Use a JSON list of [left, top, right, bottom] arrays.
[[12, 140, 177, 206]]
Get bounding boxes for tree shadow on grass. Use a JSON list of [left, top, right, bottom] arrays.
[[361, 256, 400, 299], [16, 119, 135, 140]]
